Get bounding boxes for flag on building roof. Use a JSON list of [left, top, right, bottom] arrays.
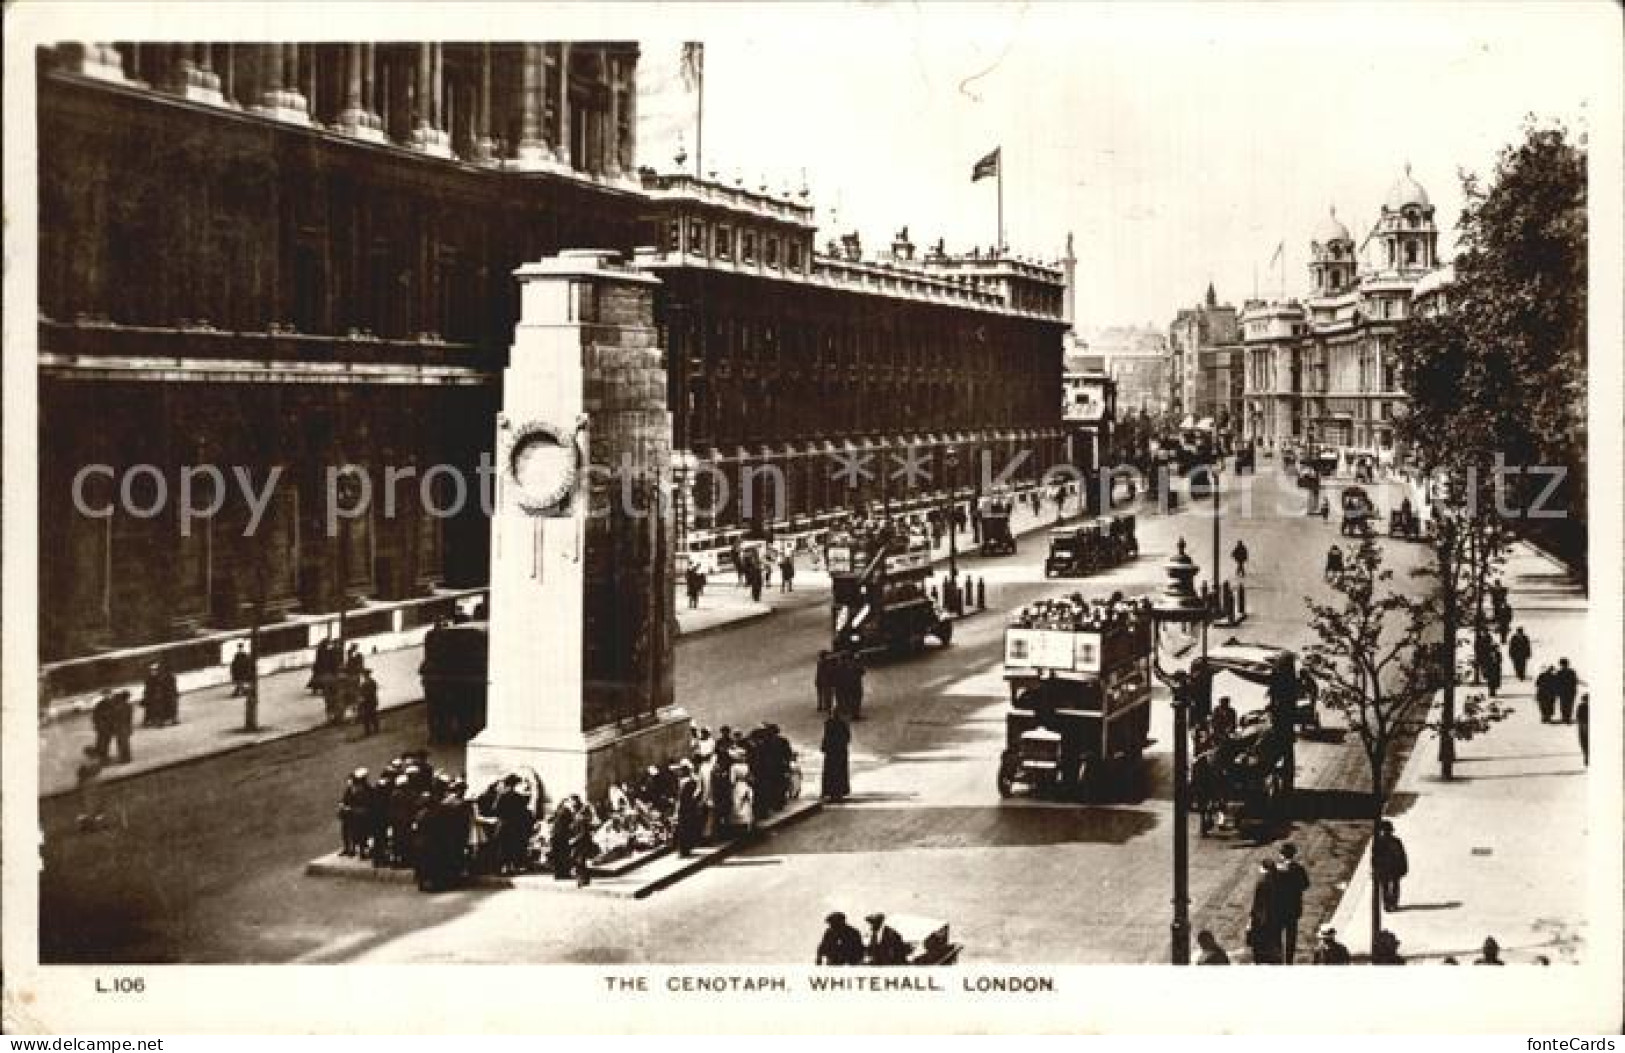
[[971, 147, 1000, 182]]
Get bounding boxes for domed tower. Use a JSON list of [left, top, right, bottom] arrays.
[[1308, 206, 1355, 295], [1376, 164, 1438, 276]]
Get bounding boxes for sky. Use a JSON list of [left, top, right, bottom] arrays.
[[10, 2, 1612, 331], [635, 3, 1608, 330]]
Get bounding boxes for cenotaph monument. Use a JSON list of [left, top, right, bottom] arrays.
[[466, 250, 689, 804]]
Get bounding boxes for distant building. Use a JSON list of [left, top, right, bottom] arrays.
[[1168, 284, 1240, 425], [1241, 165, 1446, 453], [1084, 325, 1170, 415]]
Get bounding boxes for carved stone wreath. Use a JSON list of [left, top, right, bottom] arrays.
[[502, 419, 580, 515]]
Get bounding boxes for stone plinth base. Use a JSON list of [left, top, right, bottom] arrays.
[[410, 126, 453, 158], [467, 705, 691, 808], [256, 92, 310, 125], [338, 109, 388, 144]]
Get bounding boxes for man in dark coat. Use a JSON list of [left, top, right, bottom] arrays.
[[684, 565, 703, 609], [229, 645, 253, 698], [357, 670, 380, 736], [1577, 693, 1589, 766], [90, 691, 117, 762], [339, 769, 375, 857], [675, 764, 704, 857], [1553, 658, 1580, 723], [821, 712, 851, 802], [816, 912, 865, 965], [1247, 860, 1282, 964], [1373, 820, 1409, 911], [493, 774, 534, 876], [1482, 643, 1503, 698], [1507, 627, 1532, 681], [1272, 844, 1311, 964], [108, 690, 134, 764], [864, 913, 909, 966], [570, 803, 596, 887], [549, 797, 576, 879], [815, 651, 837, 713], [1535, 666, 1558, 723], [839, 653, 866, 720], [1312, 924, 1351, 964]]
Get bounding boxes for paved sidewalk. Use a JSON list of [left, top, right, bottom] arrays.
[[1325, 539, 1590, 963]]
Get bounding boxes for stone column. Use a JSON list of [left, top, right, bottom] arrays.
[[259, 42, 309, 123], [606, 55, 622, 177], [410, 42, 451, 156], [556, 43, 572, 167], [472, 43, 497, 162], [338, 42, 386, 142], [262, 43, 283, 96], [619, 54, 636, 177], [467, 250, 688, 805]]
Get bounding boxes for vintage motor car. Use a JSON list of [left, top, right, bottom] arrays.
[[1340, 485, 1377, 536]]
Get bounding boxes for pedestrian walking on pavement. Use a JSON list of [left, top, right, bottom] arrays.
[[1231, 539, 1249, 578], [815, 650, 837, 713], [229, 644, 253, 697], [86, 691, 113, 762], [1373, 820, 1409, 912], [1311, 925, 1351, 964], [1247, 860, 1283, 964], [1493, 601, 1513, 645], [1554, 658, 1580, 723], [821, 711, 852, 802], [1507, 627, 1532, 681], [1273, 844, 1311, 964], [1577, 693, 1589, 766], [780, 553, 795, 593], [1535, 665, 1558, 723], [1324, 545, 1343, 580], [684, 565, 703, 610], [357, 670, 381, 736], [1483, 643, 1503, 698]]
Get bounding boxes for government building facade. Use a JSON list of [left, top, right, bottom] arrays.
[[35, 42, 1068, 664], [1240, 166, 1444, 454]]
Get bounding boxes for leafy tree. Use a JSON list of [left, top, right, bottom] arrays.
[[1302, 534, 1510, 956], [1393, 119, 1587, 570]]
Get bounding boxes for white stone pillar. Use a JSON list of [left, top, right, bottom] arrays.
[[468, 251, 688, 806]]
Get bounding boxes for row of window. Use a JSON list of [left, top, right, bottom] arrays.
[[663, 215, 810, 274]]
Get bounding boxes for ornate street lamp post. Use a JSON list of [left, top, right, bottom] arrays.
[[1149, 538, 1211, 965]]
